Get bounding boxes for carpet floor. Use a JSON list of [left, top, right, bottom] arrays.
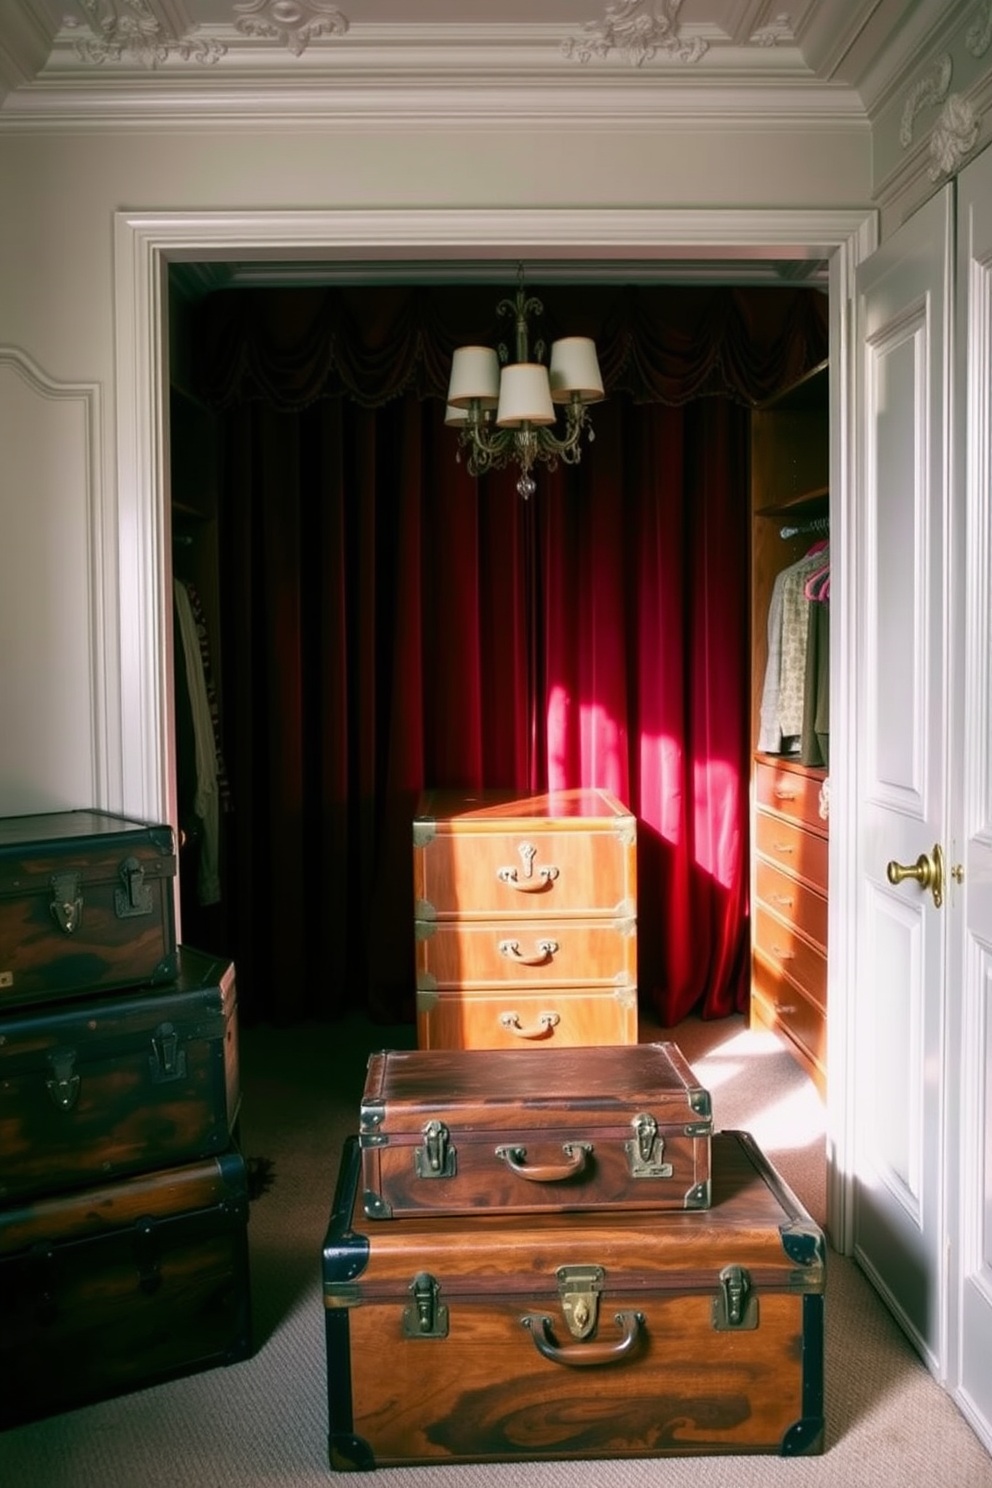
[[1, 1009, 990, 1487]]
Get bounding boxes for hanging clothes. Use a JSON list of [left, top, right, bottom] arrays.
[[173, 577, 222, 905], [757, 540, 829, 755], [798, 545, 830, 765], [800, 594, 830, 766]]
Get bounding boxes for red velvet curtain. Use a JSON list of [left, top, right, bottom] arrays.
[[189, 284, 826, 1027]]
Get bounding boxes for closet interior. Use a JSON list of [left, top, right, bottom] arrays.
[[748, 362, 830, 1093], [166, 275, 829, 1033]]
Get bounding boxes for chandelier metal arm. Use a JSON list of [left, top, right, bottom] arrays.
[[496, 280, 545, 366], [446, 264, 603, 499], [457, 396, 594, 497]]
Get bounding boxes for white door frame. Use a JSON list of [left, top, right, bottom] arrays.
[[111, 203, 877, 1249]]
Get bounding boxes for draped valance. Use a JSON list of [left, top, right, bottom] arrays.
[[192, 282, 829, 413]]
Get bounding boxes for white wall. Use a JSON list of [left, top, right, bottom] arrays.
[[0, 120, 873, 819]]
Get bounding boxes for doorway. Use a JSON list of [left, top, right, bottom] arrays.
[[167, 272, 824, 1028], [112, 202, 878, 1253]]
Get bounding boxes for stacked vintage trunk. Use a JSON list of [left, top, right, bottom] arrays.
[[322, 1038, 827, 1470], [0, 809, 250, 1429]]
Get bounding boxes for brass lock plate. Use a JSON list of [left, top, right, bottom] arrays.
[[556, 1264, 604, 1340], [625, 1112, 674, 1178]]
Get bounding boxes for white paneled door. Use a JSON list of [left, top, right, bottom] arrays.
[[853, 186, 954, 1377], [953, 143, 992, 1452]]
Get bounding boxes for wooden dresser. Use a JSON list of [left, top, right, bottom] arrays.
[[750, 756, 828, 1093], [749, 362, 830, 1094], [412, 788, 637, 1050]]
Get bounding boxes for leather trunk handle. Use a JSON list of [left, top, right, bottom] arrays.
[[494, 1142, 592, 1182], [521, 1311, 644, 1366]]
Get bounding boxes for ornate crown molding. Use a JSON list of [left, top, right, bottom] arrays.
[[928, 91, 979, 177], [562, 0, 707, 68], [233, 0, 349, 57], [966, 0, 992, 57], [750, 16, 796, 49], [899, 54, 952, 147], [74, 0, 225, 67]]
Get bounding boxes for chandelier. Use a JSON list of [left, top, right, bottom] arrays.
[[444, 266, 605, 499]]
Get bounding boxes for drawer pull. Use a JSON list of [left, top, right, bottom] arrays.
[[499, 1010, 560, 1039], [772, 841, 795, 854], [497, 842, 560, 892], [498, 938, 559, 966], [770, 892, 794, 907], [773, 787, 799, 801], [769, 943, 796, 960], [494, 1141, 592, 1182], [775, 1003, 797, 1015]]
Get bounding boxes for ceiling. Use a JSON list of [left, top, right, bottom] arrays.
[[0, 1, 957, 292], [0, 1, 949, 121]]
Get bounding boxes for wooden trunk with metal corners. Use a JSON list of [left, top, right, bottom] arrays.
[[359, 1041, 711, 1219], [322, 1130, 825, 1469], [0, 945, 240, 1205], [0, 1149, 252, 1428], [0, 808, 178, 1010]]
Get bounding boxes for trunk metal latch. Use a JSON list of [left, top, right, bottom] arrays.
[[403, 1272, 449, 1338], [414, 1119, 456, 1179], [49, 872, 83, 935], [45, 1046, 81, 1110], [625, 1112, 674, 1178], [149, 1022, 187, 1083], [713, 1264, 759, 1330], [557, 1264, 604, 1340], [115, 856, 154, 918]]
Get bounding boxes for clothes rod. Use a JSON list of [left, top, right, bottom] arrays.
[[780, 515, 829, 540]]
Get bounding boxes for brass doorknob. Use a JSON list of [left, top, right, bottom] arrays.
[[886, 843, 944, 909]]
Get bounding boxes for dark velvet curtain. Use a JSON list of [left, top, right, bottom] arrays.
[[190, 283, 827, 1028]]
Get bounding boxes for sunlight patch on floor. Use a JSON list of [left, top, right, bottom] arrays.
[[683, 1026, 826, 1152], [687, 1026, 806, 1090], [731, 1082, 825, 1153]]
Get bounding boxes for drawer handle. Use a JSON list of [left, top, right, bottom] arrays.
[[497, 843, 560, 892], [498, 938, 559, 966], [772, 841, 795, 854], [521, 1311, 644, 1367], [769, 943, 796, 961], [775, 1003, 797, 1015], [499, 1011, 560, 1039], [770, 892, 794, 907], [494, 1141, 592, 1182], [773, 787, 799, 801], [497, 866, 560, 892]]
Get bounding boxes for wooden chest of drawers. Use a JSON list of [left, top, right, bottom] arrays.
[[413, 789, 637, 1050], [750, 757, 828, 1093]]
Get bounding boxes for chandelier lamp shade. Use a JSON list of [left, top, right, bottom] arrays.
[[445, 268, 605, 499]]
